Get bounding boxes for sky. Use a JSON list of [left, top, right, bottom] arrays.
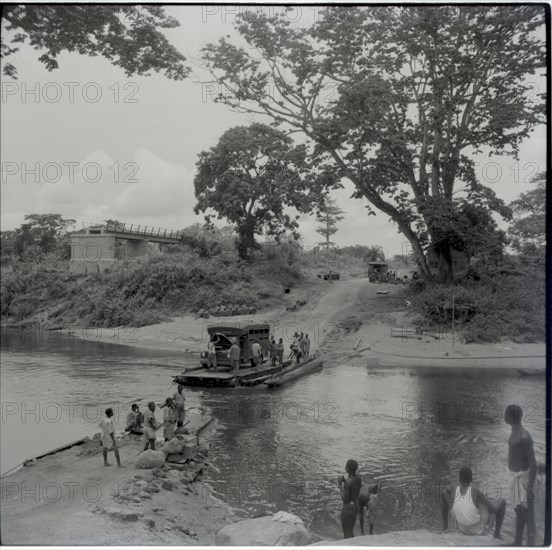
[[0, 4, 547, 258]]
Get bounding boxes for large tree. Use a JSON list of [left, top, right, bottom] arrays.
[[8, 213, 76, 260], [194, 123, 336, 259], [201, 6, 546, 281], [1, 5, 189, 79]]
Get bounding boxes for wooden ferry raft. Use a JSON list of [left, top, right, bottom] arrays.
[[174, 361, 292, 388]]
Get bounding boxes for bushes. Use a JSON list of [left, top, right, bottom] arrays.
[[1, 245, 304, 328], [408, 264, 545, 343]]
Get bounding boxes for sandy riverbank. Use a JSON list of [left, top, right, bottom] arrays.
[[2, 277, 546, 545], [72, 277, 546, 371], [0, 410, 235, 545]]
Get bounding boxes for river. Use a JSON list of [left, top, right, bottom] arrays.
[[1, 329, 547, 541]]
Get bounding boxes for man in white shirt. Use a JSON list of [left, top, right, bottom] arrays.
[[99, 408, 123, 467], [441, 467, 505, 538], [251, 339, 262, 369]]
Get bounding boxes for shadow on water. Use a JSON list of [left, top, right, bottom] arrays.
[[1, 330, 547, 541]]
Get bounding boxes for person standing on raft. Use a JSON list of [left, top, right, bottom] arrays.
[[339, 459, 362, 538]]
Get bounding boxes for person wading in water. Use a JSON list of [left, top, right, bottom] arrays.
[[339, 459, 362, 539]]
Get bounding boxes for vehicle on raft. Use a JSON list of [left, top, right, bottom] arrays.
[[173, 322, 324, 388]]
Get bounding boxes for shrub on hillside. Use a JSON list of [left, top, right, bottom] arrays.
[[409, 265, 544, 343]]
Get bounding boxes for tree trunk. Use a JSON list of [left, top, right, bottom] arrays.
[[435, 241, 454, 283], [326, 213, 330, 252], [398, 222, 433, 281], [237, 219, 256, 260]]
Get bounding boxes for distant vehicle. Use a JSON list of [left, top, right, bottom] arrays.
[[199, 322, 270, 369]]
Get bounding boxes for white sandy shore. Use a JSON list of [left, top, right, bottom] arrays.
[[71, 277, 545, 370]]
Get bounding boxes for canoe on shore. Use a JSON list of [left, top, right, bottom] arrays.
[[517, 368, 546, 376], [265, 356, 324, 388]]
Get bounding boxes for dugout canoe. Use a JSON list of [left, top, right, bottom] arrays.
[[265, 356, 324, 388], [517, 368, 546, 377]]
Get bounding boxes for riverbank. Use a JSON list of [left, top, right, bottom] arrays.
[[69, 278, 546, 370], [0, 410, 235, 545]]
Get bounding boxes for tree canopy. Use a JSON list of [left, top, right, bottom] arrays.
[[194, 123, 337, 259], [201, 5, 546, 281], [1, 5, 189, 79], [1, 213, 75, 261], [508, 171, 546, 256]]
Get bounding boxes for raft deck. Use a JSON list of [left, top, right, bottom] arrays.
[[175, 362, 290, 387]]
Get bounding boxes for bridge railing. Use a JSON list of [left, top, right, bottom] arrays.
[[105, 222, 182, 240]]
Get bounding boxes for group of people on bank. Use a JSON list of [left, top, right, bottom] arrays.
[[339, 404, 545, 546], [205, 332, 312, 372], [98, 384, 188, 466]]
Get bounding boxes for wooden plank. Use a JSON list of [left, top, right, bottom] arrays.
[[33, 437, 89, 461]]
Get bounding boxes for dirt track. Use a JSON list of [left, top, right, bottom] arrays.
[[72, 276, 545, 370]]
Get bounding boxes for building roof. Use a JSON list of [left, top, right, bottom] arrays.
[[207, 322, 270, 334], [368, 261, 388, 266]]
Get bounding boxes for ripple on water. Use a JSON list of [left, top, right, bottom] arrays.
[[1, 333, 546, 541]]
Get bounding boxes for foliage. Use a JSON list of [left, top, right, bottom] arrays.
[[1, 5, 189, 79], [194, 123, 338, 259], [201, 5, 546, 282], [408, 257, 545, 342], [508, 171, 546, 256], [0, 239, 305, 328], [316, 198, 345, 250], [334, 245, 385, 262], [2, 214, 75, 263]]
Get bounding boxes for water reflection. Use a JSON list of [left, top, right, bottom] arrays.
[[1, 330, 547, 542]]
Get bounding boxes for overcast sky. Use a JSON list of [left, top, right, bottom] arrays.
[[0, 5, 546, 257]]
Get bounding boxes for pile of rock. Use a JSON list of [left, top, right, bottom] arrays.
[[198, 305, 257, 319], [285, 298, 307, 312]]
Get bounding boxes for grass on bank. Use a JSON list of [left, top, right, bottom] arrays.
[[1, 244, 545, 344]]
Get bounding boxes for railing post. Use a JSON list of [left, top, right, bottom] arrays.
[[137, 225, 140, 232], [164, 230, 167, 238], [130, 224, 133, 232]]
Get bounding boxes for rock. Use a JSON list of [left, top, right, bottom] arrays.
[[144, 518, 156, 529], [216, 514, 311, 546], [95, 506, 143, 522], [286, 304, 297, 311], [135, 450, 166, 469], [201, 312, 210, 319], [152, 468, 167, 479], [166, 462, 187, 471], [166, 470, 181, 481], [139, 491, 152, 500], [162, 480, 176, 491], [160, 438, 183, 455], [248, 307, 257, 314], [143, 485, 160, 494]]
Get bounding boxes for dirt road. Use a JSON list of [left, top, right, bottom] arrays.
[[72, 276, 545, 369]]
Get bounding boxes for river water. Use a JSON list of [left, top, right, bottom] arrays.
[[1, 330, 547, 541]]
